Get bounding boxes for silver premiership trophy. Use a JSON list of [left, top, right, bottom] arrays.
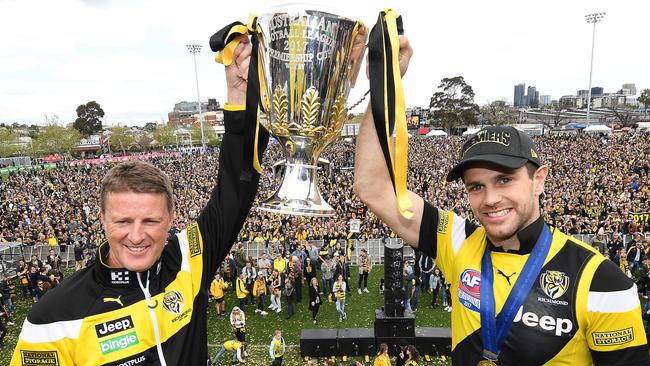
[[255, 5, 364, 217]]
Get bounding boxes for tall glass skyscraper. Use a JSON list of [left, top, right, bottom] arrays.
[[514, 83, 526, 107]]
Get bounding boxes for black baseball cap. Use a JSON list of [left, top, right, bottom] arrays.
[[446, 126, 542, 182]]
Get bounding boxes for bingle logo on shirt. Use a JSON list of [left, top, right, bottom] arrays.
[[110, 270, 130, 285]]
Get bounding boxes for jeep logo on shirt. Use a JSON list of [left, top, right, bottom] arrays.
[[513, 306, 573, 337], [95, 316, 134, 338]]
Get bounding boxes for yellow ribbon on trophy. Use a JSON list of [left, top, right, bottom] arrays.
[[368, 9, 413, 219], [210, 15, 266, 174]]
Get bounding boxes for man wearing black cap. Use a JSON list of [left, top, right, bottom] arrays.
[[354, 36, 648, 366]]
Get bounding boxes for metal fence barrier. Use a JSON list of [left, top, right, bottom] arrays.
[[1, 232, 643, 275]]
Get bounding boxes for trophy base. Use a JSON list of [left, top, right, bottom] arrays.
[[258, 161, 335, 217], [258, 199, 335, 217]]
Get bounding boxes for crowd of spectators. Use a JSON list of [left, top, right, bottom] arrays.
[[0, 132, 647, 254]]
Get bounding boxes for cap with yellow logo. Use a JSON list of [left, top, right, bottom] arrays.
[[446, 126, 542, 182]]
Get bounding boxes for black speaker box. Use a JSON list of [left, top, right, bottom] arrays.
[[337, 328, 375, 356], [374, 309, 415, 338], [300, 329, 338, 358], [415, 327, 452, 357], [383, 302, 405, 318], [374, 336, 414, 357]]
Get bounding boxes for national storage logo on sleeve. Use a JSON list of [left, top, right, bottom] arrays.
[[21, 350, 59, 365], [99, 331, 140, 354], [592, 327, 634, 346]]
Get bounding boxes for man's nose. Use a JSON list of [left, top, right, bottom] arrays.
[[483, 186, 503, 207], [127, 223, 146, 244]]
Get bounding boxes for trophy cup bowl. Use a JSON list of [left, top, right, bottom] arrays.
[[255, 5, 364, 217]]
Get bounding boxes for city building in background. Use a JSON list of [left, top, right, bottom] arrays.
[[514, 83, 526, 107]]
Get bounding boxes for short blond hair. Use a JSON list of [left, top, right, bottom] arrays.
[[100, 161, 174, 213]]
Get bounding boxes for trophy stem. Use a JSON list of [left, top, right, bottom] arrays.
[[258, 157, 335, 217]]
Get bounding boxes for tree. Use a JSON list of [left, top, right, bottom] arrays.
[[73, 101, 105, 136], [153, 125, 177, 147], [107, 126, 134, 155], [429, 76, 480, 133], [133, 133, 154, 151], [32, 125, 81, 155], [608, 104, 638, 129], [190, 122, 216, 147], [639, 89, 650, 112], [539, 104, 566, 129], [480, 101, 516, 125]]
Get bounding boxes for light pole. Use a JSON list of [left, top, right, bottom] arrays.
[[186, 44, 206, 149], [584, 12, 605, 125]]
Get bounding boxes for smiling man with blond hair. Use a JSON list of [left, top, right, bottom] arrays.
[[12, 37, 268, 365]]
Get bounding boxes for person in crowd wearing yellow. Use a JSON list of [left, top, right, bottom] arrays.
[[269, 329, 286, 366], [211, 272, 229, 319], [273, 252, 286, 274], [235, 272, 249, 309], [269, 269, 282, 313], [358, 248, 371, 294], [253, 273, 269, 316], [211, 340, 244, 365], [618, 249, 632, 278], [230, 306, 248, 357], [354, 33, 649, 364], [373, 343, 391, 366], [333, 274, 347, 322]]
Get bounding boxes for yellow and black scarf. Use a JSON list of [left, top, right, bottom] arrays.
[[368, 9, 413, 219]]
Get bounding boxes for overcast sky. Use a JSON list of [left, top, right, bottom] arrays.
[[1, 0, 648, 126]]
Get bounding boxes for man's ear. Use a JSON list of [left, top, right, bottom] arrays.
[[534, 165, 549, 197]]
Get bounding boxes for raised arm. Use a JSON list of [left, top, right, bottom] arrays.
[[196, 37, 269, 278], [353, 36, 423, 247]]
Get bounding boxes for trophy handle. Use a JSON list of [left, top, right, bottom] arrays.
[[347, 21, 368, 88]]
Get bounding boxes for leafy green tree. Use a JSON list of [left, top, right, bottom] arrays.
[[107, 126, 134, 155], [134, 133, 154, 151], [638, 89, 650, 111], [429, 76, 480, 133], [33, 125, 81, 155], [153, 125, 177, 147], [73, 101, 105, 136], [190, 122, 216, 146]]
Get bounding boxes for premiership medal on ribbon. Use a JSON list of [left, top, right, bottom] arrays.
[[479, 225, 553, 365], [477, 360, 498, 366]]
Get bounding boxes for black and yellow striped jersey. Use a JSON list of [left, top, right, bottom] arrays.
[[10, 106, 268, 366], [359, 255, 370, 273], [418, 202, 649, 365]]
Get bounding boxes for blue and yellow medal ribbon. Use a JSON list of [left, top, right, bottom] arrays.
[[368, 9, 413, 219]]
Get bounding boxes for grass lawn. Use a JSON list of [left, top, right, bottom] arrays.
[[0, 266, 452, 365], [207, 266, 452, 365]]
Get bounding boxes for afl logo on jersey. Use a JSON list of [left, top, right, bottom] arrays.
[[458, 269, 481, 312], [540, 270, 569, 299]]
